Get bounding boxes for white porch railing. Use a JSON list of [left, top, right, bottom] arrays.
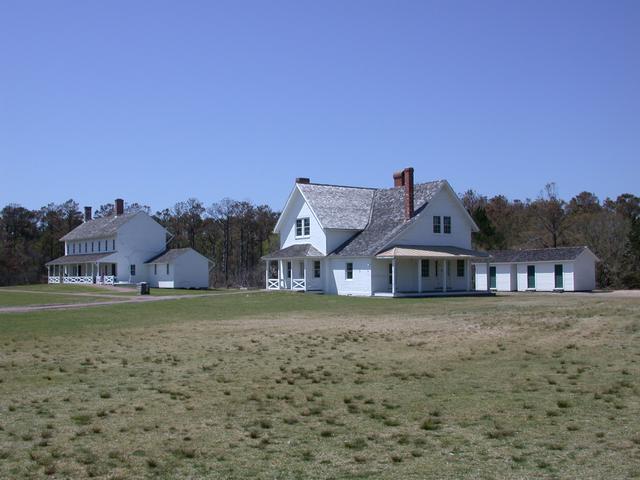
[[62, 276, 94, 284], [292, 278, 306, 291], [267, 279, 279, 290], [48, 276, 61, 284], [98, 276, 115, 285]]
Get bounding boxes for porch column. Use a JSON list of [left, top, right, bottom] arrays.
[[486, 259, 491, 292], [290, 260, 294, 291], [279, 260, 284, 289], [391, 258, 397, 296], [466, 259, 472, 291], [417, 259, 422, 293], [443, 260, 448, 292], [265, 260, 269, 289], [303, 260, 307, 292]]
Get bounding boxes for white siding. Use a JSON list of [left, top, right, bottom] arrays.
[[394, 187, 473, 249], [573, 251, 597, 290], [475, 263, 488, 291], [174, 250, 210, 288], [326, 229, 359, 255], [327, 258, 372, 296], [279, 189, 327, 254], [115, 213, 167, 283], [495, 264, 513, 291]]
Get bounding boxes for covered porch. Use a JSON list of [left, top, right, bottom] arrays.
[[373, 245, 491, 297], [45, 253, 118, 285], [262, 244, 324, 292]]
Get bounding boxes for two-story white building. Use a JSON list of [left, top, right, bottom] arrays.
[[263, 168, 491, 296], [46, 199, 211, 288]]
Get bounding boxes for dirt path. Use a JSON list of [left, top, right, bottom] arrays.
[[0, 290, 263, 314]]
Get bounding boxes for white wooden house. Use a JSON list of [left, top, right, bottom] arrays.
[[474, 247, 598, 292], [263, 168, 491, 296], [46, 199, 210, 288]]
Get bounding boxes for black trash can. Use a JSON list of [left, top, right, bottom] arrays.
[[137, 282, 150, 295]]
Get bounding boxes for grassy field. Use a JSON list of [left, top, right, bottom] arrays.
[[0, 292, 639, 479], [0, 291, 125, 308]]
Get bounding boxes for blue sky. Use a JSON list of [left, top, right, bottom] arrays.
[[1, 0, 638, 212]]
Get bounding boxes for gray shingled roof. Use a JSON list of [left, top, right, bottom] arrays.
[[45, 252, 117, 265], [330, 181, 445, 256], [262, 244, 324, 260], [145, 248, 195, 264], [488, 246, 592, 263], [297, 184, 375, 230], [60, 213, 138, 241]]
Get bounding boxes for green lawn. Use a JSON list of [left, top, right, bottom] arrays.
[[0, 290, 124, 308], [0, 292, 639, 479]]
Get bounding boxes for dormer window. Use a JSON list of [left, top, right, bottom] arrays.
[[296, 218, 310, 238]]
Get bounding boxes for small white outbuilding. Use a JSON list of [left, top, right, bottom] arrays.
[[474, 246, 599, 292], [145, 248, 211, 289]]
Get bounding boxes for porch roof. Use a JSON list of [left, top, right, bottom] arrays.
[[45, 252, 117, 265], [262, 244, 324, 260], [376, 245, 490, 259]]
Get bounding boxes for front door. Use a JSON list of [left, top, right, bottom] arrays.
[[434, 260, 443, 289], [387, 263, 393, 291], [554, 264, 563, 289]]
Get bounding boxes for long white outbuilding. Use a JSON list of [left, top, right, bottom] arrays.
[[474, 246, 599, 292]]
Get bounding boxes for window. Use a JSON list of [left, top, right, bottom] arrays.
[[489, 266, 497, 289], [112, 239, 115, 250], [104, 240, 108, 251], [527, 265, 536, 289], [554, 264, 563, 289], [154, 264, 157, 275], [457, 259, 465, 277], [435, 260, 438, 276], [166, 264, 170, 275], [421, 259, 430, 277], [296, 218, 310, 237], [130, 264, 136, 276], [444, 216, 451, 234], [84, 242, 87, 253], [91, 242, 94, 252], [433, 216, 441, 234], [72, 243, 76, 254], [313, 261, 321, 278], [346, 262, 353, 280], [287, 261, 291, 278], [98, 241, 101, 252]]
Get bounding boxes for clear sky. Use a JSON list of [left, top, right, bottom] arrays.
[[1, 0, 638, 213]]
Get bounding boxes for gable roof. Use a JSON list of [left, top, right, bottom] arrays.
[[145, 247, 211, 264], [330, 181, 445, 256], [60, 212, 139, 241], [296, 184, 375, 230], [487, 246, 597, 263], [261, 243, 324, 260]]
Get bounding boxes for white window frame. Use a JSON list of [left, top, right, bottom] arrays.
[[444, 216, 451, 234], [313, 261, 321, 278], [433, 215, 441, 234], [130, 264, 136, 276], [295, 218, 311, 238], [166, 264, 170, 275], [345, 262, 353, 280]]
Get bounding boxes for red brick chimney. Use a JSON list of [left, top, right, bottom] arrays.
[[402, 167, 414, 220], [296, 177, 310, 184], [393, 171, 404, 187], [115, 198, 124, 216], [84, 206, 92, 222]]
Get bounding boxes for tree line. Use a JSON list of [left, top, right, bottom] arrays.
[[0, 184, 638, 288], [462, 184, 640, 289], [0, 198, 279, 287]]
